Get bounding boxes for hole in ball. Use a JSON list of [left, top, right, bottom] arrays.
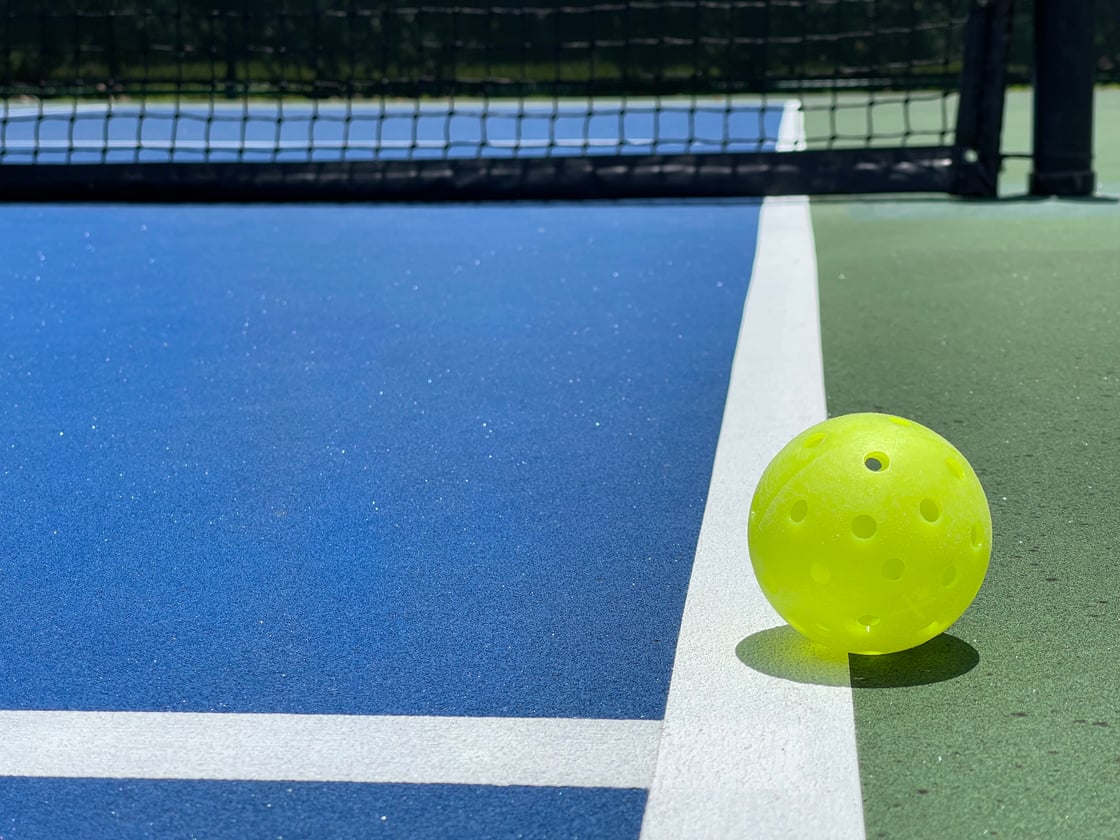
[[805, 432, 826, 448], [971, 523, 984, 550], [889, 416, 913, 427], [864, 451, 890, 472], [790, 499, 808, 523], [851, 514, 877, 539], [858, 614, 881, 628], [920, 498, 941, 523], [881, 558, 905, 580], [946, 457, 965, 479]]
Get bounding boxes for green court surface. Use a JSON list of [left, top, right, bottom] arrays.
[[812, 88, 1120, 839]]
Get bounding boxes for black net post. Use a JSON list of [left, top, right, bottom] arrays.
[[953, 0, 1014, 198], [1030, 0, 1096, 196]]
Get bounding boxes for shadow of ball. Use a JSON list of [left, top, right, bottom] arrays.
[[736, 625, 980, 688], [849, 632, 980, 688], [735, 626, 852, 687]]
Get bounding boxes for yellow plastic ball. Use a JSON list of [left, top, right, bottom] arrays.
[[747, 413, 992, 655]]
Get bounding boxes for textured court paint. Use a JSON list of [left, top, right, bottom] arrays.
[[0, 778, 647, 840], [812, 89, 1120, 840], [0, 711, 660, 789], [0, 202, 758, 720], [641, 196, 864, 839]]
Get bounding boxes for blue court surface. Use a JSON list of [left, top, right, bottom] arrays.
[[2, 201, 757, 718], [0, 101, 834, 838], [2, 200, 759, 836]]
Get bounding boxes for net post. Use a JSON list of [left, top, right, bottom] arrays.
[[953, 0, 1014, 198], [1030, 0, 1096, 196]]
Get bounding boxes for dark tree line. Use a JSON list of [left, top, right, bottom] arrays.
[[1, 1, 1115, 97]]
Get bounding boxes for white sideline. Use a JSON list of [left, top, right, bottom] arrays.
[[639, 102, 866, 839]]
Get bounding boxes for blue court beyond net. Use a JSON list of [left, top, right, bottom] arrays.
[[0, 101, 785, 164]]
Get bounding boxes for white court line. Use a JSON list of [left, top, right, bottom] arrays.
[[0, 138, 747, 153], [639, 104, 866, 838], [0, 711, 660, 789], [1, 97, 781, 118], [778, 100, 808, 152]]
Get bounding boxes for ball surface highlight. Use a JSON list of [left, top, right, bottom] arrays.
[[747, 413, 992, 655]]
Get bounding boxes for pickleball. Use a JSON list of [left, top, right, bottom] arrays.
[[747, 412, 992, 655]]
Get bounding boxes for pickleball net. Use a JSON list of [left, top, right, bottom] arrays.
[[0, 0, 1093, 201]]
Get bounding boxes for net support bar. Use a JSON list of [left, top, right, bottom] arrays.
[[0, 148, 975, 203], [1031, 0, 1096, 196], [954, 0, 1015, 198]]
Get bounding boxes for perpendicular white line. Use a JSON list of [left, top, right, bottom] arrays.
[[639, 106, 865, 838], [1, 98, 781, 119], [0, 137, 751, 153], [0, 711, 661, 790]]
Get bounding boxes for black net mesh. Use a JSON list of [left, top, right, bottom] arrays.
[[0, 1, 1002, 197]]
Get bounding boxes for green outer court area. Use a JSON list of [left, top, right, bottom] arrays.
[[811, 89, 1120, 839]]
